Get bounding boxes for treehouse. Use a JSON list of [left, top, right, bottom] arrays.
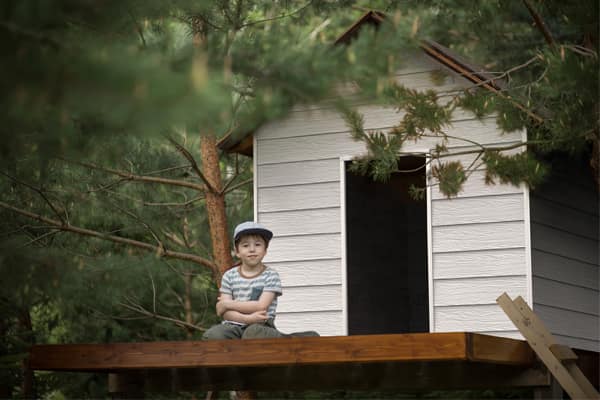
[[219, 11, 599, 353], [29, 11, 598, 397]]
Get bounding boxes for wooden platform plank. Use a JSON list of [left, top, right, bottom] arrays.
[[30, 333, 472, 371]]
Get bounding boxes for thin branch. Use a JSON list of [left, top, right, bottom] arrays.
[[58, 158, 206, 192], [167, 137, 217, 193], [0, 201, 217, 270], [222, 178, 253, 194], [109, 201, 165, 250], [522, 0, 556, 48], [118, 301, 206, 332], [20, 229, 60, 248], [240, 0, 314, 28], [0, 171, 67, 224]]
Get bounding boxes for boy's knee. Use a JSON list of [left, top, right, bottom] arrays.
[[203, 324, 241, 340], [242, 323, 283, 339]]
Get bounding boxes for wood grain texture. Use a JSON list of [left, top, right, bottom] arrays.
[[432, 194, 524, 226], [433, 248, 527, 279], [432, 221, 525, 253], [29, 333, 540, 373], [29, 333, 469, 371], [468, 333, 534, 364]]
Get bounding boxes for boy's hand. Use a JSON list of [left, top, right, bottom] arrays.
[[245, 310, 268, 325]]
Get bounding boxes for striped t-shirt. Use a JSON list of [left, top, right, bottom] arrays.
[[220, 266, 282, 324]]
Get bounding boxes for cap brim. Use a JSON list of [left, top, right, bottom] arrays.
[[234, 228, 273, 242]]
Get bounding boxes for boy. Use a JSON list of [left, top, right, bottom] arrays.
[[202, 221, 284, 340]]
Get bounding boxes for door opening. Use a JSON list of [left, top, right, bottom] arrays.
[[345, 156, 429, 335]]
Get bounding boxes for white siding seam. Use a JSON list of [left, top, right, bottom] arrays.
[[277, 309, 343, 315], [274, 232, 342, 239], [432, 218, 524, 228], [434, 274, 527, 281], [533, 302, 599, 317], [259, 180, 340, 190], [431, 192, 523, 202], [260, 206, 340, 215], [261, 206, 338, 214], [255, 117, 496, 145], [283, 283, 341, 289], [531, 249, 599, 267], [433, 246, 526, 255], [268, 257, 340, 263], [532, 221, 599, 242], [257, 157, 339, 167], [435, 302, 514, 308], [534, 275, 600, 291]]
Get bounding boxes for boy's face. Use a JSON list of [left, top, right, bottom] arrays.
[[235, 234, 268, 269]]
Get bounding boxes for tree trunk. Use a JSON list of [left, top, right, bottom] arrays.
[[200, 134, 233, 284]]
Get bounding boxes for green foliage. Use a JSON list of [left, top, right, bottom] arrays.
[[431, 161, 467, 197], [483, 150, 547, 189]]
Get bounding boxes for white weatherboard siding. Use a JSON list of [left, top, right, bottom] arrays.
[[530, 167, 599, 351], [256, 52, 529, 337]]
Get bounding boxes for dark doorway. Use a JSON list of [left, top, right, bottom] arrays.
[[345, 156, 429, 335]]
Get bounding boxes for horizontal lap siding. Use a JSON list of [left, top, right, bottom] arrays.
[[256, 52, 529, 337], [530, 168, 599, 351], [275, 311, 344, 337]]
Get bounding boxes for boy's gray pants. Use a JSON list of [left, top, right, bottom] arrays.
[[202, 319, 284, 340]]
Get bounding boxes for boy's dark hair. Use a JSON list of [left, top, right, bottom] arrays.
[[234, 233, 270, 250]]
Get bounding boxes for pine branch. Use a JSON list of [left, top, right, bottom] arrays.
[[166, 137, 217, 193], [58, 158, 206, 192], [0, 201, 217, 271], [522, 0, 556, 49]]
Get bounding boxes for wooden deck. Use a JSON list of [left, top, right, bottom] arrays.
[[29, 332, 553, 392]]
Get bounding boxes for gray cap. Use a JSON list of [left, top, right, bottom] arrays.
[[233, 221, 273, 242]]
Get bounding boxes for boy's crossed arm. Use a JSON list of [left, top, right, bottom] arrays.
[[217, 292, 276, 325]]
